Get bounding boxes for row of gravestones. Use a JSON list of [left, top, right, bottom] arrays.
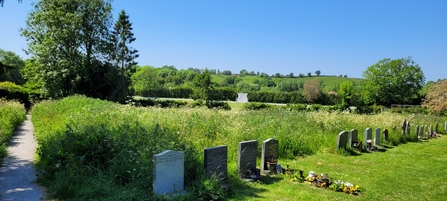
[[153, 138, 279, 195], [337, 120, 447, 150]]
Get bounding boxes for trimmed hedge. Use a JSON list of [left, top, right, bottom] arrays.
[[0, 81, 40, 110]]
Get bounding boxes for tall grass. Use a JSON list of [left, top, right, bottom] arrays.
[[31, 96, 446, 200], [0, 99, 26, 160]]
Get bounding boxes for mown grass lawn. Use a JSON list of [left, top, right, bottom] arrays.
[[229, 136, 447, 201]]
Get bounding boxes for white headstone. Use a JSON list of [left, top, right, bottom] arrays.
[[236, 93, 248, 103], [153, 150, 184, 195]]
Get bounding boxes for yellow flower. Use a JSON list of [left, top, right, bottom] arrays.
[[343, 187, 348, 192]]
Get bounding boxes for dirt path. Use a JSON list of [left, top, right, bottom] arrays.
[[0, 115, 46, 201]]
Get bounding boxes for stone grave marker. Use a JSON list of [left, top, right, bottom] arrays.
[[204, 145, 228, 181], [337, 131, 349, 150], [364, 128, 372, 147], [406, 121, 411, 136], [349, 129, 359, 148], [401, 119, 407, 135], [435, 122, 439, 133], [237, 140, 259, 179], [374, 128, 381, 145], [261, 138, 278, 175], [430, 125, 433, 135], [153, 150, 185, 195], [383, 129, 389, 141], [444, 122, 447, 133], [419, 125, 424, 138], [415, 125, 420, 139]]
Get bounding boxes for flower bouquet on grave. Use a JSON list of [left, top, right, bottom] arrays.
[[266, 155, 277, 172], [285, 166, 305, 182], [241, 167, 260, 179], [329, 180, 361, 195]]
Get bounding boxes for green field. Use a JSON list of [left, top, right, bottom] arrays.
[[30, 96, 447, 200]]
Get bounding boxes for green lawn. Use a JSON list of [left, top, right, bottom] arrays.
[[229, 136, 447, 201]]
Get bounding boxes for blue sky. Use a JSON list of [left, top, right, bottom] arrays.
[[1, 0, 446, 82]]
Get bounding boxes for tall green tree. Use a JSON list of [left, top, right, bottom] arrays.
[[131, 66, 160, 96], [338, 81, 354, 106], [109, 10, 139, 102], [0, 49, 25, 84], [21, 0, 116, 98], [192, 69, 213, 105], [362, 57, 425, 106]]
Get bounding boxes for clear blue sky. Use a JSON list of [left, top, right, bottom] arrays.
[[1, 0, 446, 82]]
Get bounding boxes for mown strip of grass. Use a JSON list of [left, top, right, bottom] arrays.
[[31, 96, 446, 200], [0, 99, 26, 161]]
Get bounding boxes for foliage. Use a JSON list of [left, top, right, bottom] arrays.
[[131, 66, 161, 95], [315, 70, 321, 76], [362, 57, 425, 106], [192, 69, 213, 105], [338, 81, 354, 107], [242, 102, 276, 110], [422, 79, 447, 115], [109, 10, 139, 103], [303, 79, 322, 103], [0, 99, 26, 160], [21, 0, 127, 100], [0, 48, 26, 85], [276, 79, 304, 92], [0, 81, 39, 110]]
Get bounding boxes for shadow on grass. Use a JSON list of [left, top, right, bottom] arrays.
[[381, 145, 394, 149], [258, 175, 283, 185], [228, 177, 270, 200]]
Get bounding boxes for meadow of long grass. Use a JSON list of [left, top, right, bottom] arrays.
[[30, 96, 446, 200], [0, 99, 26, 160]]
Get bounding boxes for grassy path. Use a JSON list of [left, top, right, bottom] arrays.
[[0, 115, 46, 200]]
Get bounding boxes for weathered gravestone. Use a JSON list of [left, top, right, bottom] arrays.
[[419, 125, 424, 138], [430, 125, 433, 135], [444, 122, 447, 133], [204, 145, 228, 181], [383, 129, 389, 141], [153, 150, 184, 195], [374, 128, 381, 145], [237, 140, 259, 180], [401, 119, 407, 135], [415, 125, 419, 139], [261, 138, 278, 175], [406, 121, 411, 136], [435, 122, 439, 133], [337, 131, 349, 150], [364, 128, 372, 148], [349, 129, 359, 148]]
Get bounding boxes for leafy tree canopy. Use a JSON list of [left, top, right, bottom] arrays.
[[422, 79, 447, 115], [362, 56, 425, 106]]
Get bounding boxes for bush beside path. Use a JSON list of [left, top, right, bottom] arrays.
[[0, 115, 46, 200]]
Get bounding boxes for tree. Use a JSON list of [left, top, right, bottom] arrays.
[[0, 49, 25, 84], [288, 72, 294, 78], [222, 70, 232, 75], [315, 70, 321, 76], [275, 73, 281, 78], [192, 69, 213, 105], [362, 57, 425, 106], [307, 72, 312, 77], [21, 0, 116, 99], [0, 0, 22, 7], [131, 66, 160, 95], [422, 79, 447, 115], [109, 10, 139, 102], [338, 81, 354, 106], [303, 79, 322, 103]]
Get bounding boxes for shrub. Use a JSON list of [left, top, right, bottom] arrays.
[[0, 99, 26, 160]]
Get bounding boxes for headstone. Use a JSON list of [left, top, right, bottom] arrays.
[[261, 138, 278, 174], [430, 125, 433, 134], [419, 125, 424, 138], [374, 128, 381, 145], [383, 129, 389, 141], [435, 122, 439, 133], [337, 131, 349, 150], [444, 122, 447, 133], [204, 145, 228, 181], [401, 119, 407, 135], [237, 140, 258, 178], [406, 121, 411, 136], [415, 125, 420, 139], [364, 128, 372, 147], [236, 93, 248, 103], [349, 129, 358, 147], [153, 150, 184, 195]]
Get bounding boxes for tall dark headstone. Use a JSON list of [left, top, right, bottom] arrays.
[[401, 119, 407, 135], [349, 129, 358, 147], [261, 138, 278, 175], [435, 122, 439, 133], [337, 131, 349, 150], [204, 145, 228, 181], [406, 121, 411, 136], [383, 129, 389, 141], [237, 140, 258, 178], [415, 125, 420, 139], [374, 128, 381, 145], [364, 128, 372, 147]]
